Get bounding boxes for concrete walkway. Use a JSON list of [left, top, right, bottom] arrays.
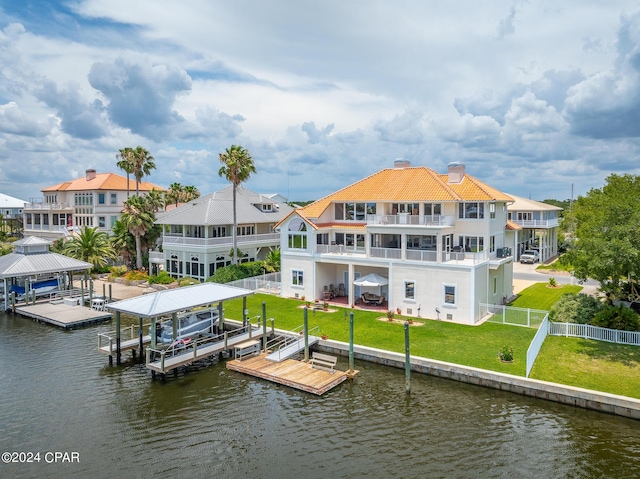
[[74, 278, 150, 301]]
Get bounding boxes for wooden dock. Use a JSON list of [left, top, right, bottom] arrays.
[[99, 334, 151, 356], [227, 353, 355, 395], [15, 302, 111, 329]]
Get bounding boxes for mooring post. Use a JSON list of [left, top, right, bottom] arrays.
[[80, 282, 85, 308], [103, 283, 106, 299], [89, 279, 93, 308], [404, 322, 410, 394], [218, 302, 224, 333], [303, 307, 309, 361], [243, 297, 247, 328], [349, 312, 355, 373], [10, 291, 15, 314], [262, 302, 267, 352], [115, 311, 121, 366], [172, 312, 178, 342], [138, 316, 143, 358], [108, 284, 112, 302]]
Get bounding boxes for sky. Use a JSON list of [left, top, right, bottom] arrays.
[[1, 1, 640, 204]]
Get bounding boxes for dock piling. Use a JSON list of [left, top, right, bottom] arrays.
[[115, 311, 121, 366], [262, 302, 267, 353], [404, 322, 410, 394], [349, 312, 354, 373]]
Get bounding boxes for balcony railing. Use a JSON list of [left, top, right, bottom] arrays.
[[316, 244, 366, 256], [366, 214, 454, 227], [512, 218, 559, 228], [406, 249, 438, 262], [370, 247, 402, 260], [162, 232, 280, 248], [24, 202, 73, 210]]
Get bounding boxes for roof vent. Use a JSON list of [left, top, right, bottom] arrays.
[[394, 159, 411, 169], [86, 169, 97, 181], [447, 162, 465, 184]]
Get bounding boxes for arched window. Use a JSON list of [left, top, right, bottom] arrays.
[[288, 218, 308, 249]]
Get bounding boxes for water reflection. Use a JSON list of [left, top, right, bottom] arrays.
[[0, 314, 638, 479]]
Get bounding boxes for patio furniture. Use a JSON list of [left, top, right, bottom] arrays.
[[338, 283, 345, 296]]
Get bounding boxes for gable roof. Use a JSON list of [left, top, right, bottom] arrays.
[[0, 192, 27, 208], [41, 172, 162, 193], [155, 186, 294, 226], [300, 166, 513, 219]]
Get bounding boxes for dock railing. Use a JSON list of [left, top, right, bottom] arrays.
[[144, 321, 262, 372], [98, 321, 152, 355], [265, 324, 320, 362]]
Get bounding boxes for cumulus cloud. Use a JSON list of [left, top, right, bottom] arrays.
[[88, 57, 192, 140], [373, 110, 427, 144], [0, 102, 51, 136], [301, 121, 334, 144], [34, 80, 107, 139]]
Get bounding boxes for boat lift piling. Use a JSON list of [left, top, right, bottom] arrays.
[[262, 302, 267, 352], [405, 322, 411, 394], [303, 307, 309, 361], [349, 312, 355, 373]]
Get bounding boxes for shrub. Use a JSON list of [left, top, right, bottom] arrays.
[[178, 277, 200, 287], [124, 270, 149, 281], [548, 277, 557, 287], [108, 266, 127, 280], [207, 261, 267, 284], [386, 310, 395, 320], [499, 346, 514, 362], [549, 293, 603, 324], [590, 305, 640, 331], [148, 271, 175, 285]]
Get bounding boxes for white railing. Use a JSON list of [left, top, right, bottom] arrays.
[[224, 272, 281, 294], [526, 316, 549, 377], [24, 225, 69, 232], [442, 249, 489, 265], [370, 247, 402, 260], [316, 244, 366, 256], [406, 249, 437, 262], [548, 322, 640, 346], [24, 202, 73, 210], [512, 218, 559, 228], [162, 232, 280, 248], [366, 214, 454, 227], [480, 303, 549, 328]]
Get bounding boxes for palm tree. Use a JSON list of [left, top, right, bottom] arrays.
[[183, 185, 201, 203], [120, 195, 155, 270], [111, 220, 136, 269], [146, 188, 166, 213], [218, 145, 256, 265], [131, 146, 156, 196], [62, 227, 116, 267], [116, 147, 135, 198], [167, 182, 184, 207], [262, 249, 281, 273]]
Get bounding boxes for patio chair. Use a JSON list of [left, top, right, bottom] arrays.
[[338, 283, 345, 296], [375, 293, 386, 306]]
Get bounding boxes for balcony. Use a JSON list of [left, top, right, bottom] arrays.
[[162, 232, 280, 248], [512, 218, 559, 228], [316, 244, 366, 257], [370, 247, 402, 260], [367, 214, 454, 227], [24, 202, 73, 211]]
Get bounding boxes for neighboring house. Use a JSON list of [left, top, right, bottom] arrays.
[[151, 186, 294, 281], [23, 169, 163, 240], [0, 192, 27, 237], [276, 160, 516, 325], [506, 195, 562, 263]]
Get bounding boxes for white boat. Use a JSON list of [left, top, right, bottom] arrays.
[[153, 308, 219, 344]]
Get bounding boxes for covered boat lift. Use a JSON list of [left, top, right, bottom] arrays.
[[104, 282, 255, 367]]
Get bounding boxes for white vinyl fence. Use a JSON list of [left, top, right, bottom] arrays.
[[526, 316, 549, 378], [224, 272, 281, 295], [480, 303, 548, 328], [549, 322, 640, 346]]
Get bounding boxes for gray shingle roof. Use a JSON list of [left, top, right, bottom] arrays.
[[155, 186, 293, 226], [105, 282, 254, 317]]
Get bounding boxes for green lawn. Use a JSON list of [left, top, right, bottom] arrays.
[[509, 283, 582, 310], [224, 294, 535, 376], [530, 336, 640, 399]]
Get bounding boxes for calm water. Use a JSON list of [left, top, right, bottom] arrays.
[[1, 313, 639, 479]]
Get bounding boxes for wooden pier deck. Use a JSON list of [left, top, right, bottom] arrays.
[[227, 353, 354, 395], [99, 335, 151, 355], [15, 302, 111, 329]]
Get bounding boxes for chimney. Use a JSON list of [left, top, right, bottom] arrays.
[[447, 162, 465, 184], [393, 158, 411, 169], [86, 169, 97, 181]]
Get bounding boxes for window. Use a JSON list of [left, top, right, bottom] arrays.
[[458, 202, 484, 219], [98, 216, 105, 228], [334, 202, 375, 221], [316, 233, 329, 245], [490, 236, 496, 253], [288, 218, 307, 249], [110, 193, 117, 205], [213, 226, 226, 237], [98, 193, 105, 205], [489, 203, 496, 219], [292, 269, 304, 286], [444, 285, 456, 305], [392, 203, 419, 215], [110, 216, 118, 227], [424, 203, 442, 216], [404, 281, 415, 300], [237, 225, 255, 236], [458, 236, 484, 252]]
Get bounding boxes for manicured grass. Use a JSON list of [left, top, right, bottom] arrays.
[[509, 283, 582, 310], [224, 294, 535, 376], [530, 336, 640, 399]]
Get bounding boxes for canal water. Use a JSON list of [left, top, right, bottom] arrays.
[[1, 313, 639, 479]]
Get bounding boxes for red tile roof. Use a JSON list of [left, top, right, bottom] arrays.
[[41, 172, 163, 192]]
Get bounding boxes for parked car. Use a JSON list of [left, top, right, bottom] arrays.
[[520, 250, 540, 264]]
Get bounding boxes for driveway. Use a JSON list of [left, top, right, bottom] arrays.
[[512, 261, 599, 296]]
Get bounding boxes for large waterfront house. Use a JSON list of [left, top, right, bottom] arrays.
[[507, 195, 562, 263], [150, 186, 293, 281], [0, 192, 27, 237], [23, 169, 163, 240], [276, 161, 517, 325]]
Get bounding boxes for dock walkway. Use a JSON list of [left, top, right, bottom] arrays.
[[265, 334, 319, 362], [227, 353, 351, 395], [16, 302, 111, 329]]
